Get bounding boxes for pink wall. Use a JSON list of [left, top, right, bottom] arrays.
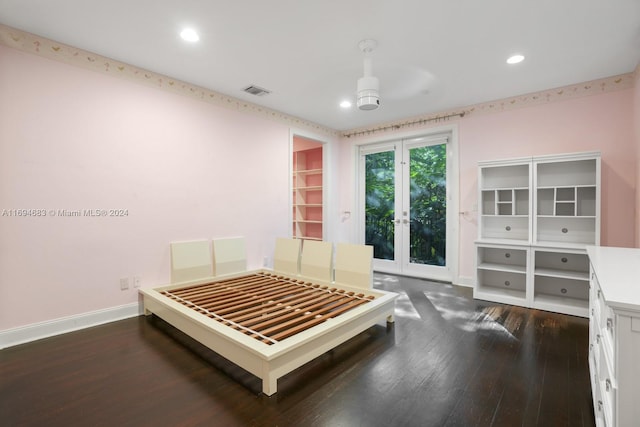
[[458, 90, 635, 279], [0, 45, 296, 330], [0, 40, 636, 332], [338, 87, 635, 283]]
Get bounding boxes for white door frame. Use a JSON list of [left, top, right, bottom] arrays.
[[355, 124, 459, 284]]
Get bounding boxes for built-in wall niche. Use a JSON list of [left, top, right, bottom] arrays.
[[292, 136, 324, 241]]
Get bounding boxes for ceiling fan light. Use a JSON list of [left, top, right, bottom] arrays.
[[357, 76, 380, 110]]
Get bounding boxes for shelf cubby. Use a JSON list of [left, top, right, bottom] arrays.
[[475, 245, 529, 305]]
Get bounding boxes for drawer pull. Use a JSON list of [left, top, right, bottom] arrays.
[[561, 288, 567, 294], [505, 226, 511, 231], [505, 253, 511, 258], [606, 378, 612, 392], [591, 308, 594, 316], [606, 318, 614, 331], [596, 334, 601, 344], [562, 228, 568, 233], [561, 257, 568, 263], [597, 289, 601, 299], [504, 281, 511, 287], [598, 400, 603, 412]]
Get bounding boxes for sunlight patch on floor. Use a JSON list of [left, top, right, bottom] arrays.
[[373, 275, 400, 287], [393, 292, 421, 320], [424, 291, 517, 340]]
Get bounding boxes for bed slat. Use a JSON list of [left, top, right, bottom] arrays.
[[160, 272, 375, 345]]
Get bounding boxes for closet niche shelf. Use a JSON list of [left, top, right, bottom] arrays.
[[292, 141, 324, 241], [474, 151, 600, 317]]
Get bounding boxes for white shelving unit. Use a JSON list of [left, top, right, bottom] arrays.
[[474, 151, 600, 317], [479, 158, 531, 243], [534, 154, 599, 248]]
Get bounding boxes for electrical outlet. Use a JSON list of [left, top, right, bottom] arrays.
[[120, 277, 129, 290], [263, 256, 270, 267], [133, 276, 141, 288]]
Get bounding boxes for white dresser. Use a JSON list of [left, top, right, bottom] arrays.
[[586, 246, 640, 427]]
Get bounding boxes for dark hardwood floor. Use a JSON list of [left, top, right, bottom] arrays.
[[0, 274, 595, 427]]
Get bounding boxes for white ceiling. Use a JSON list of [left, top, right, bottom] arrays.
[[1, 0, 639, 131]]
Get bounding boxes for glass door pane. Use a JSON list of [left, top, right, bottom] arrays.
[[364, 150, 396, 261], [408, 143, 447, 266]]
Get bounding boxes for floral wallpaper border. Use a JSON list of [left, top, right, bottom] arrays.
[[0, 24, 635, 140], [344, 70, 636, 139], [0, 24, 339, 137]]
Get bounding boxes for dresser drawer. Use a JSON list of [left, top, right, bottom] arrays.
[[598, 344, 616, 427], [592, 274, 617, 371], [590, 328, 600, 372], [593, 385, 607, 427]]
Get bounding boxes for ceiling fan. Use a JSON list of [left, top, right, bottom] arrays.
[[355, 39, 438, 111], [356, 39, 380, 110]]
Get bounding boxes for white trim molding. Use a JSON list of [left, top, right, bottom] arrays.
[[0, 302, 142, 349], [456, 275, 475, 288]]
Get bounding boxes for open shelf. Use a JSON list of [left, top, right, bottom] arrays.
[[532, 293, 589, 317], [474, 283, 527, 306], [478, 262, 526, 274], [534, 268, 589, 281], [294, 185, 323, 191], [295, 168, 322, 176]]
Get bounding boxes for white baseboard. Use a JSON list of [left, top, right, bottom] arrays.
[[0, 302, 143, 349], [456, 275, 474, 288]]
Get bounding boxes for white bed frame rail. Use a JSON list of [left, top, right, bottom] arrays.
[[140, 269, 396, 395]]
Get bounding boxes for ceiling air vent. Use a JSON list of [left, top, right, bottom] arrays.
[[243, 85, 271, 96]]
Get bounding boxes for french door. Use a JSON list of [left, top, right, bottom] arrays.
[[359, 133, 456, 282]]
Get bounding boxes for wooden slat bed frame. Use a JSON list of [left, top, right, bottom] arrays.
[[140, 269, 396, 395]]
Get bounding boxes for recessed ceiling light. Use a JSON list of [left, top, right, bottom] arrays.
[[180, 28, 199, 42], [340, 100, 352, 109], [506, 54, 525, 64]]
